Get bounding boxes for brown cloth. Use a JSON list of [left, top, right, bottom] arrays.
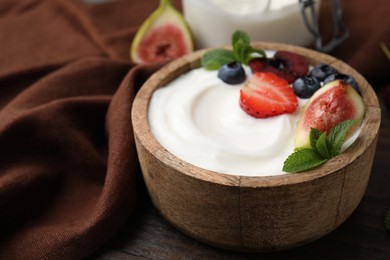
[[319, 0, 390, 85], [0, 0, 388, 259]]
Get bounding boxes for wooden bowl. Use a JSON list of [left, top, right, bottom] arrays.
[[131, 43, 381, 251]]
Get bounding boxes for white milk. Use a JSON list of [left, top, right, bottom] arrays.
[[182, 0, 320, 49]]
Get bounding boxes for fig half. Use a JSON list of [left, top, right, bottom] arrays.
[[130, 0, 194, 64], [295, 79, 365, 149]]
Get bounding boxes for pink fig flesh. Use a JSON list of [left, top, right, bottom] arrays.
[[295, 80, 365, 149], [136, 24, 190, 63]]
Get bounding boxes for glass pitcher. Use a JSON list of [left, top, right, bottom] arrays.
[[182, 0, 348, 52]]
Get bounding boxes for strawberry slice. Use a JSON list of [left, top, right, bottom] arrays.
[[239, 72, 298, 118]]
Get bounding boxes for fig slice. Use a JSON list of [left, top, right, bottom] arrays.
[[130, 0, 194, 64], [294, 79, 365, 149]]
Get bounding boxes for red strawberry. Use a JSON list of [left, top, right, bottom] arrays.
[[240, 72, 298, 118]]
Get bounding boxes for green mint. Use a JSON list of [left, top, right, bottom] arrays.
[[310, 127, 322, 149], [201, 49, 236, 70], [283, 119, 358, 173], [328, 119, 357, 157], [283, 148, 328, 173], [200, 30, 266, 70], [316, 132, 331, 159]]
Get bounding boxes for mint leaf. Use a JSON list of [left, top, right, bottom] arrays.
[[328, 119, 357, 157], [385, 209, 390, 231], [247, 47, 266, 61], [232, 31, 251, 63], [283, 148, 328, 173], [232, 30, 250, 47], [310, 127, 323, 149], [201, 30, 266, 69], [316, 132, 331, 159], [233, 38, 250, 63], [200, 49, 236, 70], [284, 119, 361, 173], [231, 31, 265, 64]]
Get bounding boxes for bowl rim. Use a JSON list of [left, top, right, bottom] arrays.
[[131, 42, 381, 188]]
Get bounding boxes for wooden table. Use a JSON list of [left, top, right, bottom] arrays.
[[94, 85, 390, 259]]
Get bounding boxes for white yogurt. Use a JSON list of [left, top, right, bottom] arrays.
[[149, 66, 306, 176], [182, 0, 321, 49], [148, 65, 362, 176]]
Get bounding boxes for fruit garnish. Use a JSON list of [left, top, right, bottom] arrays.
[[201, 49, 236, 70], [130, 0, 194, 64], [274, 51, 309, 80], [249, 51, 309, 83], [201, 30, 266, 70], [324, 73, 361, 94], [248, 58, 296, 84], [309, 63, 338, 82], [294, 79, 365, 149], [247, 57, 268, 72], [239, 72, 298, 118], [292, 75, 321, 99], [217, 62, 246, 85], [283, 119, 358, 173]]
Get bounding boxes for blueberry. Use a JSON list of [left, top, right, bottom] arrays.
[[292, 75, 321, 99], [218, 62, 246, 85], [310, 64, 338, 82], [324, 73, 361, 94]]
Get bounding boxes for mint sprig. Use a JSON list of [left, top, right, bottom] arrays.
[[200, 30, 266, 70], [200, 49, 236, 70], [282, 148, 328, 173], [283, 119, 358, 173]]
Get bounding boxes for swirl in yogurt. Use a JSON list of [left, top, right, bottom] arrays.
[[148, 67, 306, 176]]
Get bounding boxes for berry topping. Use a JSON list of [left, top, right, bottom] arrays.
[[248, 51, 309, 84], [274, 51, 309, 79], [249, 57, 297, 83], [324, 73, 360, 94], [309, 63, 338, 82], [218, 61, 246, 85], [248, 57, 268, 72], [239, 72, 298, 118], [292, 75, 321, 99]]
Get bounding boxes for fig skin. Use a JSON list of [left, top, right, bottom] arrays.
[[130, 0, 194, 64], [294, 80, 365, 149]]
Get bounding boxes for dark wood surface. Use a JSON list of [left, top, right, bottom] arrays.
[[94, 86, 390, 259]]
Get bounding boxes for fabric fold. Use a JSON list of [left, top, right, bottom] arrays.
[[0, 57, 134, 259]]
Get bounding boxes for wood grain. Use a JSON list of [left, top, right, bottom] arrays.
[[94, 88, 389, 258], [130, 43, 381, 251]]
